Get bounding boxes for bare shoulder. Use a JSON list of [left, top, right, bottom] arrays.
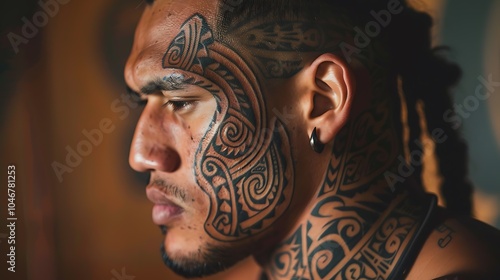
[[406, 211, 500, 279]]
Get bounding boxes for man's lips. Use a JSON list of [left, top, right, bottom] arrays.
[[146, 186, 184, 226]]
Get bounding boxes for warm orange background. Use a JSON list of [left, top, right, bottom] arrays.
[[0, 1, 498, 280]]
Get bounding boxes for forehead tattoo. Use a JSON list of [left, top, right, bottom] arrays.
[[162, 14, 294, 241]]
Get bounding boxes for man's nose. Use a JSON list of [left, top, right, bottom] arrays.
[[129, 104, 181, 173]]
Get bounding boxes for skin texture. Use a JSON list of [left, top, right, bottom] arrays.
[[125, 0, 500, 279], [126, 2, 300, 276], [164, 14, 294, 242]]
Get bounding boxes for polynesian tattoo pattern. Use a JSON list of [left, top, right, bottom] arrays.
[[229, 19, 353, 79], [265, 106, 436, 279], [162, 12, 435, 279], [226, 18, 435, 280], [162, 14, 294, 241]]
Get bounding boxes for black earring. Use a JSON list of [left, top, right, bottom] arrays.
[[310, 127, 325, 154]]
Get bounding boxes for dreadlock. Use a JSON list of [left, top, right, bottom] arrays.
[[385, 4, 474, 215], [217, 0, 474, 215]]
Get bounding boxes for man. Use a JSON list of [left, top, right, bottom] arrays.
[[125, 0, 500, 279]]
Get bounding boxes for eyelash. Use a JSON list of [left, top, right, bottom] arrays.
[[164, 100, 197, 111]]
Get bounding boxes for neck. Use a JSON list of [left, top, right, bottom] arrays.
[[259, 105, 435, 279]]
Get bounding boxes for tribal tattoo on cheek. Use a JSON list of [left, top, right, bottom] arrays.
[[161, 13, 436, 279], [162, 14, 294, 241]]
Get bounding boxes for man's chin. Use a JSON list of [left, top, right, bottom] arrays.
[[160, 243, 235, 278]]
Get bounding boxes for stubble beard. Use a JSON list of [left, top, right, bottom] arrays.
[[159, 226, 248, 278]]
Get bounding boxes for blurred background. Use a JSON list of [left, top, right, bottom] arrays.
[[0, 0, 499, 279]]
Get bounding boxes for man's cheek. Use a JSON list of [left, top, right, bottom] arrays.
[[162, 14, 294, 242], [197, 116, 294, 241]]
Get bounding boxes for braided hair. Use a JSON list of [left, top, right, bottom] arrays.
[[217, 0, 473, 215]]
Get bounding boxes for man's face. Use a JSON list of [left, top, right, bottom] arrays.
[[125, 0, 316, 277]]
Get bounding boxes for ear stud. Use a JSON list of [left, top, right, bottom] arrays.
[[310, 127, 325, 153]]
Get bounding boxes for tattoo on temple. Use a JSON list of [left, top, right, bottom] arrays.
[[227, 19, 353, 79], [162, 14, 294, 241]]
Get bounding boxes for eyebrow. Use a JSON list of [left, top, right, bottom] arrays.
[[142, 74, 187, 94], [126, 74, 187, 97]]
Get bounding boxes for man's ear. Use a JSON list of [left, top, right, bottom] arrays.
[[303, 53, 355, 145]]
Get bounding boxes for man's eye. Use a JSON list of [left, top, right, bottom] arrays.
[[164, 100, 197, 112]]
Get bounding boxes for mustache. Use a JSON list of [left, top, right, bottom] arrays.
[[149, 177, 187, 203]]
